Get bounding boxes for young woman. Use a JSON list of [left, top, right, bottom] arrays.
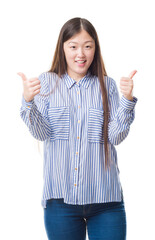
[[18, 17, 137, 240]]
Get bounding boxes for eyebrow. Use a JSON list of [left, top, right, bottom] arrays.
[[68, 40, 94, 44]]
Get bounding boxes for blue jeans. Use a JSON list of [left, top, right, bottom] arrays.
[[44, 198, 126, 240]]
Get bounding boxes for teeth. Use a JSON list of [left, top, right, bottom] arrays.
[[77, 60, 86, 63]]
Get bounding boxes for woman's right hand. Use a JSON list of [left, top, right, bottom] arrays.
[[17, 72, 41, 102]]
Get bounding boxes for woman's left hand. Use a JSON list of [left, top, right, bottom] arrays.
[[120, 70, 137, 101]]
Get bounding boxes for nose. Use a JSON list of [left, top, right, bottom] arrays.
[[77, 47, 85, 57]]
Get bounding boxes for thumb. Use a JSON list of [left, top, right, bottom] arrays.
[[128, 70, 137, 79], [17, 72, 27, 81]]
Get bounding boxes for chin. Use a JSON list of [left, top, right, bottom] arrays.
[[76, 68, 88, 75]]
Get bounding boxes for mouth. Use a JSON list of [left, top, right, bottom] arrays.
[[75, 60, 87, 67], [76, 60, 87, 63]]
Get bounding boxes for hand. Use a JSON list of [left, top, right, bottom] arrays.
[[120, 70, 137, 101], [17, 72, 41, 102]]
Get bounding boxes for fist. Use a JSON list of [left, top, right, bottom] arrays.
[[18, 72, 41, 102], [120, 70, 137, 101]]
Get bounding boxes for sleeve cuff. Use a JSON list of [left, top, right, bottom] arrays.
[[22, 96, 34, 110], [120, 96, 138, 110]]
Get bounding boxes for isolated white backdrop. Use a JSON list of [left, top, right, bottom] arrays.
[[0, 0, 155, 239]]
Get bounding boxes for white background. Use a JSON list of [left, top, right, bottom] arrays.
[[0, 0, 155, 239]]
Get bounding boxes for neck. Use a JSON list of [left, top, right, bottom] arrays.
[[67, 70, 87, 82]]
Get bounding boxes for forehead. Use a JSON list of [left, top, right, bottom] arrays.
[[66, 29, 94, 44]]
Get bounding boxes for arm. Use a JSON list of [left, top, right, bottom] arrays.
[[108, 78, 137, 145], [20, 73, 51, 141]]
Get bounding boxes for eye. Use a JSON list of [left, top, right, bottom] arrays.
[[85, 45, 91, 49], [70, 46, 76, 49]]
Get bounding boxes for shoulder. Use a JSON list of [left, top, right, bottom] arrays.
[[38, 71, 59, 85], [91, 75, 117, 96], [104, 76, 118, 96], [36, 71, 60, 97]]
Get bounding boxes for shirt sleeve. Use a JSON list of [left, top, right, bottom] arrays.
[[20, 72, 51, 141], [108, 78, 138, 145]]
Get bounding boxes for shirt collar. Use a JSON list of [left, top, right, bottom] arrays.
[[62, 71, 93, 89]]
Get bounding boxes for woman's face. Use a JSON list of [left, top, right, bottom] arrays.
[[63, 29, 95, 81]]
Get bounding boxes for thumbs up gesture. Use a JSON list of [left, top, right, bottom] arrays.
[[17, 72, 41, 102], [120, 70, 137, 101]]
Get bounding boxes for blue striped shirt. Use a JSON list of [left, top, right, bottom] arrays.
[[20, 71, 137, 208]]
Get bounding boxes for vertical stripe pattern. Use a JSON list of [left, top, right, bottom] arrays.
[[20, 71, 137, 208]]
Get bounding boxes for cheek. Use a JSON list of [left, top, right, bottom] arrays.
[[65, 51, 76, 63], [63, 46, 73, 64], [87, 51, 95, 63]]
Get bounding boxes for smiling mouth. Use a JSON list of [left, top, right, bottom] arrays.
[[76, 60, 87, 63]]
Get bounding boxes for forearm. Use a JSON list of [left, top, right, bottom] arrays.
[[20, 97, 51, 141], [108, 96, 137, 145]]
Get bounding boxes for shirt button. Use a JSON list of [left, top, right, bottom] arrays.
[[77, 91, 79, 94], [75, 168, 77, 170], [27, 106, 30, 108], [78, 120, 80, 123], [78, 105, 80, 108], [76, 152, 78, 155], [74, 184, 77, 186], [77, 136, 80, 139]]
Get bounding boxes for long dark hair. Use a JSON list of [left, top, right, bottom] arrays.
[[48, 17, 109, 168]]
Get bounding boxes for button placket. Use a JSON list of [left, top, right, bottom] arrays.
[[73, 85, 82, 197]]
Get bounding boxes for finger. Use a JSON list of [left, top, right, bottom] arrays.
[[128, 70, 137, 79], [31, 84, 41, 92], [29, 77, 39, 82], [33, 89, 40, 95], [120, 77, 133, 83], [120, 86, 132, 91], [29, 80, 40, 87], [120, 89, 131, 94], [120, 77, 130, 81], [17, 72, 27, 81], [120, 80, 133, 86]]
